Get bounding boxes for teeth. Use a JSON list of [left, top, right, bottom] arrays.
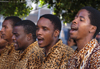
[[71, 27, 78, 30]]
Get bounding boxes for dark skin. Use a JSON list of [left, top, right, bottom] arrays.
[[67, 37, 76, 47], [70, 9, 97, 51], [1, 20, 13, 45], [36, 17, 60, 55], [12, 26, 35, 53], [0, 31, 8, 53]]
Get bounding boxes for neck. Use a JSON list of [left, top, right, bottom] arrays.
[[45, 39, 59, 55], [76, 37, 93, 51], [20, 40, 35, 53]]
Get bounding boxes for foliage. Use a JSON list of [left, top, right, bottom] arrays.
[[34, 0, 100, 23], [0, 0, 33, 18]]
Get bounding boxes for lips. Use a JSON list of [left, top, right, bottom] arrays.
[[1, 34, 5, 39], [37, 37, 44, 45], [71, 27, 78, 31], [70, 25, 78, 34]]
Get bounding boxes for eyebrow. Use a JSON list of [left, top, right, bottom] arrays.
[[80, 16, 85, 19], [2, 25, 6, 27], [12, 32, 17, 35], [36, 25, 48, 28], [42, 26, 47, 28], [75, 15, 85, 18]]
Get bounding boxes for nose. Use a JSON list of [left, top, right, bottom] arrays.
[[36, 29, 42, 36], [72, 19, 78, 24], [1, 27, 4, 34]]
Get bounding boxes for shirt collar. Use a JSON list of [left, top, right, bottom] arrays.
[[19, 41, 38, 60], [72, 39, 98, 66], [46, 39, 63, 56]]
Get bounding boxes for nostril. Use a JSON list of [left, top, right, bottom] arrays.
[[72, 21, 77, 24]]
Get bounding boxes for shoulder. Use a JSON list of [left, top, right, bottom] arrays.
[[60, 43, 74, 54], [54, 43, 74, 60], [89, 44, 100, 68]]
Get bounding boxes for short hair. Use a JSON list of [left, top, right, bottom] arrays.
[[40, 14, 61, 32], [81, 6, 100, 38], [14, 20, 36, 40], [4, 16, 22, 28]]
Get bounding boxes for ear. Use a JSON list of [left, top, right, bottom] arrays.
[[89, 25, 97, 33], [54, 30, 60, 37], [27, 33, 32, 41]]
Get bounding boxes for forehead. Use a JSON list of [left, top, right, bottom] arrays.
[[2, 20, 12, 26], [37, 17, 54, 28], [3, 20, 12, 25], [76, 9, 90, 18], [13, 26, 25, 34]]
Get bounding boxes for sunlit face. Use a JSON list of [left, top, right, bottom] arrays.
[[12, 26, 28, 50], [1, 20, 13, 42], [36, 17, 56, 48], [70, 9, 92, 40]]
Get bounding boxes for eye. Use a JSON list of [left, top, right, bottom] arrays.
[[80, 16, 85, 21], [43, 27, 47, 31], [3, 26, 6, 29], [80, 18, 84, 21], [15, 34, 19, 37]]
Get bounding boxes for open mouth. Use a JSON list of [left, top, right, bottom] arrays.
[[70, 26, 78, 34], [1, 34, 5, 39], [71, 26, 78, 31], [38, 38, 44, 44]]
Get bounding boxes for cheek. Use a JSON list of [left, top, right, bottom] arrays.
[[6, 29, 13, 35], [44, 33, 54, 42], [0, 40, 6, 44], [17, 39, 23, 48], [78, 25, 90, 36], [80, 24, 90, 32], [18, 36, 27, 45]]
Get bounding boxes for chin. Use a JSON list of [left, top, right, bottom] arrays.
[[70, 35, 74, 38], [39, 45, 45, 48], [70, 36, 77, 40]]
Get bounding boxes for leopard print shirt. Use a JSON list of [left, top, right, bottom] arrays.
[[67, 39, 100, 69], [40, 39, 74, 69], [0, 43, 20, 69], [15, 41, 44, 69]]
